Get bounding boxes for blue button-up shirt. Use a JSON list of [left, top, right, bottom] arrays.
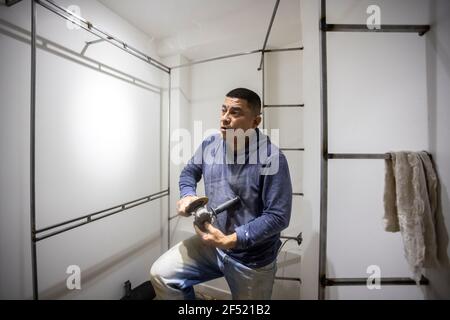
[[179, 129, 292, 268]]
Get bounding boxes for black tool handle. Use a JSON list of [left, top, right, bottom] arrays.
[[213, 196, 240, 214]]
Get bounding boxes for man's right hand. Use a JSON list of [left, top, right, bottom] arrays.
[[176, 195, 199, 217]]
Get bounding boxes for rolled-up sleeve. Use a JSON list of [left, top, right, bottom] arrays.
[[234, 153, 292, 249]]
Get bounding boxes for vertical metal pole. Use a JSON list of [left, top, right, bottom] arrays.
[[30, 0, 39, 301], [261, 52, 265, 130], [167, 71, 172, 250], [318, 0, 328, 300]]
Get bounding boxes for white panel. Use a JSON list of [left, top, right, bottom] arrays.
[[265, 107, 304, 148], [328, 33, 428, 153], [36, 47, 161, 229], [328, 160, 417, 279], [265, 50, 303, 105]]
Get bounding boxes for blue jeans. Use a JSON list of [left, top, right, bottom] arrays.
[[150, 235, 277, 300]]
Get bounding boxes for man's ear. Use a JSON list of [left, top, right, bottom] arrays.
[[253, 115, 262, 128]]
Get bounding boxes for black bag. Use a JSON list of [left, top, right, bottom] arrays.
[[121, 280, 156, 300]]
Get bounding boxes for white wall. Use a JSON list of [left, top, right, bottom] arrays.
[[0, 0, 164, 299], [299, 0, 322, 300]]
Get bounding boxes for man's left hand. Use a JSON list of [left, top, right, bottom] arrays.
[[194, 222, 237, 250]]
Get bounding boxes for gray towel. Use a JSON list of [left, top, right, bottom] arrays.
[[383, 151, 439, 282]]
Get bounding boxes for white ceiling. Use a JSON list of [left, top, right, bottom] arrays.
[[98, 0, 302, 61]]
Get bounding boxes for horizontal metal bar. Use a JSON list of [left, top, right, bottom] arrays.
[[35, 190, 169, 241], [171, 46, 305, 70], [36, 0, 170, 73], [324, 276, 429, 286], [281, 231, 303, 246], [264, 104, 304, 108], [280, 236, 299, 240], [328, 153, 389, 159], [323, 24, 430, 36], [42, 0, 170, 71], [275, 276, 302, 283], [280, 148, 305, 151], [171, 49, 262, 69], [292, 193, 304, 196], [263, 46, 304, 53], [36, 189, 168, 234]]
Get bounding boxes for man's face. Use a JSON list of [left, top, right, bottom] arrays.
[[220, 97, 260, 139]]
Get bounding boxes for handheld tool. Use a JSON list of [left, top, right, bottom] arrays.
[[185, 196, 241, 231]]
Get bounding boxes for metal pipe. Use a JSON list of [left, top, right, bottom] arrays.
[[263, 47, 304, 53], [36, 190, 168, 234], [264, 104, 304, 108], [36, 0, 170, 73], [170, 47, 304, 70], [35, 192, 167, 242], [323, 24, 430, 36], [171, 49, 262, 69], [167, 72, 172, 250], [318, 0, 329, 301], [36, 191, 166, 242], [30, 0, 38, 301], [261, 51, 265, 129], [41, 0, 170, 70], [275, 276, 302, 283], [258, 0, 280, 71], [328, 153, 390, 160], [325, 276, 429, 286], [280, 148, 305, 151]]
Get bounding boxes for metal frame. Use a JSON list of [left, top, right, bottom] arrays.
[[30, 0, 38, 300], [16, 0, 307, 299], [259, 0, 304, 286], [323, 23, 430, 36], [318, 0, 431, 300], [170, 47, 304, 70], [37, 0, 170, 73], [27, 0, 172, 300], [325, 276, 429, 287], [34, 190, 169, 242]]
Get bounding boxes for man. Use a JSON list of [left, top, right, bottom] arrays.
[[150, 88, 292, 300]]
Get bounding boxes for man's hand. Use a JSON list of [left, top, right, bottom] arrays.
[[177, 195, 199, 217], [194, 222, 237, 250]]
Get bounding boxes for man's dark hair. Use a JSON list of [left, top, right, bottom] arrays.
[[226, 88, 261, 116]]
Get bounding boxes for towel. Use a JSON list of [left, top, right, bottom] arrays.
[[383, 151, 439, 282]]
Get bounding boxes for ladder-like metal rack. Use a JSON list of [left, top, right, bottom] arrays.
[[260, 0, 304, 285], [318, 0, 430, 300]]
